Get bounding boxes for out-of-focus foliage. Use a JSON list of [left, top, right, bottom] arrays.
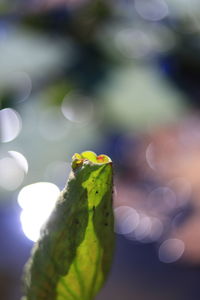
[[2, 1, 200, 300]]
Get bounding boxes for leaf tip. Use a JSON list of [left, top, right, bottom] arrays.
[[71, 151, 112, 170]]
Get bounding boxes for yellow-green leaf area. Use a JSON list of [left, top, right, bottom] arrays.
[[22, 152, 114, 300], [72, 151, 111, 170]]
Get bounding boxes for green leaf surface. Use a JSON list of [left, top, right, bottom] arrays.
[[22, 151, 114, 300]]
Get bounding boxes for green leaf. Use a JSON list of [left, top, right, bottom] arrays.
[[22, 151, 114, 300]]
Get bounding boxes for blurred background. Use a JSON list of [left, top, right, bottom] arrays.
[[1, 0, 200, 299]]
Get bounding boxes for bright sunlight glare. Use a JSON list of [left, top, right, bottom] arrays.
[[18, 182, 60, 242]]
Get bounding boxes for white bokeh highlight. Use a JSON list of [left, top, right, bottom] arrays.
[[135, 0, 169, 21], [148, 187, 177, 213], [114, 206, 140, 234], [0, 157, 25, 190], [8, 151, 29, 174], [61, 94, 94, 125], [7, 71, 32, 103], [18, 182, 60, 242], [0, 108, 22, 143], [158, 238, 185, 263]]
